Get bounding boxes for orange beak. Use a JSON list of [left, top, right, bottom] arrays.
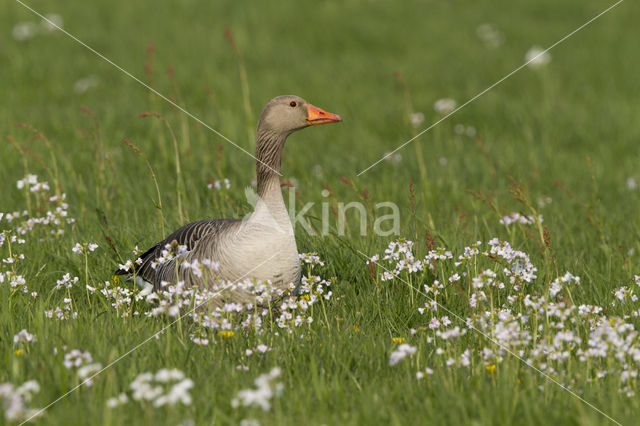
[[306, 103, 342, 125]]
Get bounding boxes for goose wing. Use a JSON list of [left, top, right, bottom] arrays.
[[115, 219, 240, 282]]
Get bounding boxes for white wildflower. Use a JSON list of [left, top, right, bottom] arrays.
[[12, 23, 39, 41], [525, 46, 551, 68], [129, 369, 193, 407], [0, 380, 41, 422], [41, 14, 64, 32], [13, 329, 36, 346], [476, 23, 504, 48], [383, 152, 402, 164], [410, 112, 425, 128], [231, 367, 283, 412], [389, 344, 417, 366], [73, 75, 100, 94], [106, 393, 129, 408], [433, 98, 456, 115]]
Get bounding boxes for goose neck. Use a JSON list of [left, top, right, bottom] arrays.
[[256, 129, 287, 199]]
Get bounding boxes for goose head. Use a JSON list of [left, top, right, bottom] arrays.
[[257, 95, 342, 136], [255, 95, 341, 195]]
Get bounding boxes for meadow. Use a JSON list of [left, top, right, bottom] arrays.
[[1, 0, 640, 424]]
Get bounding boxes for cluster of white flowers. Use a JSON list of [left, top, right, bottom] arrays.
[[2, 253, 25, 264], [71, 242, 99, 255], [189, 333, 210, 346], [537, 196, 553, 208], [12, 13, 63, 41], [0, 380, 41, 422], [106, 392, 129, 408], [231, 367, 283, 411], [13, 329, 36, 346], [55, 273, 79, 290], [208, 178, 231, 190], [193, 270, 329, 336], [180, 258, 220, 279], [389, 344, 417, 366], [369, 238, 453, 282], [16, 174, 38, 190], [299, 252, 324, 266], [383, 152, 402, 164], [59, 348, 102, 386], [118, 259, 135, 272], [410, 112, 425, 128], [63, 349, 93, 369], [245, 345, 272, 356], [2, 176, 74, 237], [0, 229, 33, 296], [44, 297, 78, 320], [612, 285, 638, 304], [73, 75, 100, 94], [549, 272, 581, 299], [525, 46, 551, 68], [476, 23, 504, 48], [77, 363, 103, 387], [275, 273, 333, 332], [0, 230, 24, 247], [97, 253, 334, 342], [125, 369, 194, 407], [0, 270, 32, 295], [370, 237, 640, 396], [151, 241, 189, 270], [487, 238, 538, 286], [433, 98, 457, 115], [453, 123, 477, 138], [499, 213, 543, 226], [95, 280, 139, 317], [424, 316, 453, 330], [106, 369, 193, 408], [415, 367, 434, 380]]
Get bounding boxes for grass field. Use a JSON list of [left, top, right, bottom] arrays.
[[2, 0, 640, 424]]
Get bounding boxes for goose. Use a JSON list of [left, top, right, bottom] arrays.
[[115, 95, 341, 304]]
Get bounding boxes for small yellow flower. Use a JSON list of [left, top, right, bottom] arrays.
[[392, 337, 405, 344], [217, 330, 234, 338], [300, 294, 310, 301], [112, 275, 121, 284], [15, 349, 24, 356], [486, 364, 496, 374], [353, 326, 360, 333]]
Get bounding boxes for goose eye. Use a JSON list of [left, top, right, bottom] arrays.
[[289, 101, 297, 107]]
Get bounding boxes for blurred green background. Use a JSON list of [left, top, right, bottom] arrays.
[[2, 0, 638, 248]]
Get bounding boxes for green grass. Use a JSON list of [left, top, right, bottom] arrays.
[[1, 0, 640, 424]]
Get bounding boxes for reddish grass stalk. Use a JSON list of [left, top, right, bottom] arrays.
[[14, 123, 63, 199], [6, 135, 34, 214], [168, 66, 192, 155], [139, 111, 186, 224], [80, 107, 110, 209], [124, 138, 166, 239]]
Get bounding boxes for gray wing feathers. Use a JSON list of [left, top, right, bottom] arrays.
[[122, 219, 240, 285]]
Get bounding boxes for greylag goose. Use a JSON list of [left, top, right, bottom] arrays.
[[115, 95, 341, 302]]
